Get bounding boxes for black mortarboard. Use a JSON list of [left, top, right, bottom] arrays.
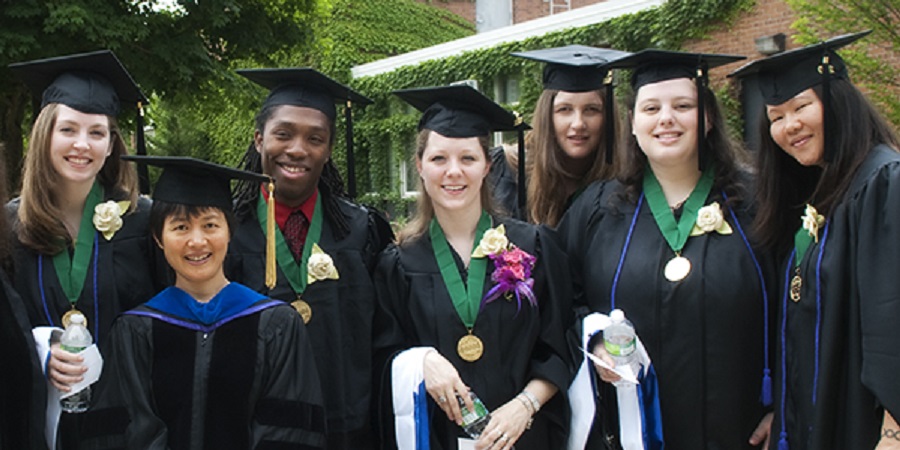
[[513, 45, 633, 165], [237, 68, 372, 120], [122, 155, 269, 210], [8, 50, 147, 116], [511, 45, 632, 92], [238, 68, 372, 198], [9, 50, 152, 193], [612, 50, 745, 170], [394, 85, 520, 137], [728, 30, 870, 105]]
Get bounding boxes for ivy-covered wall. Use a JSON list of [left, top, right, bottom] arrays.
[[345, 0, 753, 214]]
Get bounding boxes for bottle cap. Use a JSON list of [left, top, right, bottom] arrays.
[[610, 309, 625, 322]]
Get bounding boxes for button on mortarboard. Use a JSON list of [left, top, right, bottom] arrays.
[[8, 50, 147, 117], [393, 85, 521, 138], [511, 45, 632, 92], [728, 30, 871, 105], [122, 155, 270, 211], [237, 68, 373, 121]]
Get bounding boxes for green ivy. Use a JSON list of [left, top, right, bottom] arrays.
[[344, 0, 753, 212]]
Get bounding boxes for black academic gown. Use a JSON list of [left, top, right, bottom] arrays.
[[6, 196, 163, 449], [770, 145, 900, 450], [226, 192, 392, 449], [373, 217, 573, 450], [0, 270, 47, 450], [487, 146, 523, 220], [558, 179, 774, 450], [79, 283, 326, 450]]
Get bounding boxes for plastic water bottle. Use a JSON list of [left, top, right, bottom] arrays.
[[59, 313, 92, 413], [603, 309, 638, 385], [459, 391, 491, 438]]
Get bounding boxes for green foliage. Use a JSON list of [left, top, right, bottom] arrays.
[[0, 0, 326, 190], [786, 0, 900, 124], [350, 0, 753, 211]]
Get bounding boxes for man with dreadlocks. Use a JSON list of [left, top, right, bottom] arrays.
[[227, 68, 394, 449]]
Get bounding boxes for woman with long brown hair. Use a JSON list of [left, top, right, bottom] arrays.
[[559, 50, 775, 449], [7, 50, 161, 449], [489, 45, 630, 226]]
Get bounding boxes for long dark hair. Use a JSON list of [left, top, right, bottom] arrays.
[[752, 79, 900, 255], [526, 88, 615, 226], [232, 104, 351, 240], [618, 81, 749, 207]]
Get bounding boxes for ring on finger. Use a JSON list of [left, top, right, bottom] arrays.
[[438, 395, 447, 403]]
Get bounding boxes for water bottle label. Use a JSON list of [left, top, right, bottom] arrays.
[[461, 397, 488, 426], [604, 338, 635, 357], [61, 344, 86, 353]]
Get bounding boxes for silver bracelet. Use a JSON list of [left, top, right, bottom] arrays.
[[521, 389, 541, 413]]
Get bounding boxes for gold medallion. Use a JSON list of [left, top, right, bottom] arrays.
[[457, 333, 484, 362], [291, 299, 312, 324], [790, 274, 802, 303], [664, 255, 691, 282], [61, 308, 86, 329]]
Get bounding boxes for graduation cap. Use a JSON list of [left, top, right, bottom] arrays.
[[237, 68, 373, 198], [728, 31, 871, 163], [9, 50, 152, 193], [394, 84, 531, 213], [122, 155, 278, 289], [611, 50, 746, 169], [512, 45, 633, 165]]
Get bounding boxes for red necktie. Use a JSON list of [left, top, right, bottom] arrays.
[[282, 210, 309, 260]]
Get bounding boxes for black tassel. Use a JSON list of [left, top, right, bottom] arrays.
[[136, 101, 150, 194], [516, 114, 527, 220], [345, 100, 356, 199], [821, 54, 834, 163], [696, 64, 707, 172], [604, 71, 615, 165]]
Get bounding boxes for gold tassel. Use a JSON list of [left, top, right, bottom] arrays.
[[265, 181, 277, 289]]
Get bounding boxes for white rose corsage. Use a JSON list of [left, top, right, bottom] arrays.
[[307, 243, 339, 284], [92, 200, 130, 240], [801, 204, 825, 242], [472, 224, 509, 258], [690, 201, 733, 236]]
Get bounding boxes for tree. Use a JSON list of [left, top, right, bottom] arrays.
[[787, 0, 900, 124], [0, 0, 325, 193]]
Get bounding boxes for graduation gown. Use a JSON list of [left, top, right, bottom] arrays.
[[6, 196, 161, 344], [771, 145, 900, 450], [226, 192, 392, 448], [373, 217, 573, 450], [6, 195, 163, 449], [487, 146, 523, 220], [0, 270, 46, 450], [79, 283, 326, 450], [557, 179, 774, 450]]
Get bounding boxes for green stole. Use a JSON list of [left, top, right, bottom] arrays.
[[643, 165, 715, 255], [256, 193, 324, 297], [53, 182, 103, 309]]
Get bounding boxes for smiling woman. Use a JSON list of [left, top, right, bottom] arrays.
[[79, 156, 327, 449], [373, 84, 573, 450]]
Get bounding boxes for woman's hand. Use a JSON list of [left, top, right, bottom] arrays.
[[876, 411, 900, 450], [423, 350, 471, 425], [748, 412, 773, 447], [591, 342, 622, 384], [47, 343, 86, 392], [474, 398, 531, 450]]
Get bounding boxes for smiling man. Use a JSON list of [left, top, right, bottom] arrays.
[[227, 68, 394, 450]]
